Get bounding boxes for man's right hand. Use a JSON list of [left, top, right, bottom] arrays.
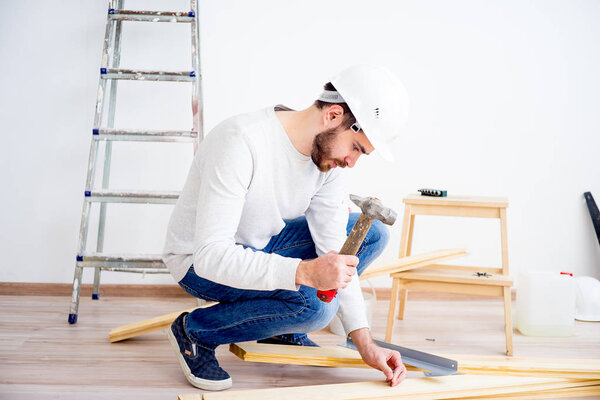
[[295, 251, 359, 290]]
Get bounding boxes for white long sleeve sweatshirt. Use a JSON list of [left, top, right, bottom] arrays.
[[162, 106, 368, 335]]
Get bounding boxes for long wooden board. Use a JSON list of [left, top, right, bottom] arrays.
[[391, 268, 514, 286], [360, 248, 468, 280], [178, 375, 599, 400], [108, 302, 217, 343], [229, 342, 600, 379]]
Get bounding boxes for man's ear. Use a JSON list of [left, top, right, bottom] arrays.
[[323, 105, 345, 128]]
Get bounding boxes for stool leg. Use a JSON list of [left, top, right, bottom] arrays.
[[397, 288, 408, 320], [500, 208, 509, 275], [386, 278, 401, 342], [406, 214, 415, 257], [503, 286, 514, 356], [398, 207, 412, 258]]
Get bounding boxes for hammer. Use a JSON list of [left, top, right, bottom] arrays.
[[317, 194, 397, 303]]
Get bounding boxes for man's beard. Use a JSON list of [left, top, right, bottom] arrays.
[[311, 127, 347, 172]]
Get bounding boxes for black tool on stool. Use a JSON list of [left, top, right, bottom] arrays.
[[418, 188, 447, 197]]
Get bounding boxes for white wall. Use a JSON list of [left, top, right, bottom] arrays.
[[1, 0, 598, 287]]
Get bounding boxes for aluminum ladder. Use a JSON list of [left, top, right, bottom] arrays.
[[68, 0, 203, 324]]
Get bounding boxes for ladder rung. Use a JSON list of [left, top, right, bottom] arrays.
[[93, 128, 197, 142], [85, 190, 179, 204], [108, 9, 195, 23], [100, 69, 196, 82], [100, 267, 168, 274], [76, 253, 166, 270]]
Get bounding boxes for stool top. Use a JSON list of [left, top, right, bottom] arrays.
[[404, 194, 508, 208]]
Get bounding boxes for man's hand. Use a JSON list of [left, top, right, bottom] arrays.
[[295, 251, 358, 290], [349, 328, 407, 386]]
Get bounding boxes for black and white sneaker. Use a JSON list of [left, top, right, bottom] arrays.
[[167, 312, 232, 391]]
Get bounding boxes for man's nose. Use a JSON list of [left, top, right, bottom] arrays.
[[344, 154, 359, 168]]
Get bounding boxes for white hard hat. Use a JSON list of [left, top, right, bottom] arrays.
[[329, 65, 409, 161], [574, 276, 600, 322]]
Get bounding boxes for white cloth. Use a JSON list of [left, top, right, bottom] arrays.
[[163, 106, 368, 335]]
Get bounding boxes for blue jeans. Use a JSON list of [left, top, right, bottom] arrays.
[[178, 213, 389, 346]]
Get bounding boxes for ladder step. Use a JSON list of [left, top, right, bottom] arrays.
[[108, 9, 195, 23], [100, 68, 196, 82], [85, 190, 179, 204], [76, 253, 166, 270], [93, 128, 197, 142]]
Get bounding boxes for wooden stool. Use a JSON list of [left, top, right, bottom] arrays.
[[385, 194, 514, 356]]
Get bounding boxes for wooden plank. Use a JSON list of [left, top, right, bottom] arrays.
[[230, 342, 600, 379], [425, 263, 502, 274], [360, 249, 468, 280], [403, 194, 509, 208], [229, 342, 373, 370], [391, 268, 513, 287], [108, 302, 217, 342], [460, 384, 600, 399], [198, 376, 598, 400]]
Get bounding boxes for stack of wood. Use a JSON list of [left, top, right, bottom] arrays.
[[173, 342, 600, 399], [179, 374, 600, 399]]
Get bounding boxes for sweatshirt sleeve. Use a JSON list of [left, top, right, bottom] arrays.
[[190, 127, 301, 291], [304, 170, 370, 335]]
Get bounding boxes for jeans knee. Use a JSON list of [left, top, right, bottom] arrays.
[[356, 219, 390, 275], [297, 294, 338, 333], [370, 219, 390, 251]]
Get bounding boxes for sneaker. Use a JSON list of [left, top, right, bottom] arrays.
[[167, 312, 232, 391], [257, 333, 319, 347]]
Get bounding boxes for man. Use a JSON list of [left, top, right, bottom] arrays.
[[163, 65, 409, 391]]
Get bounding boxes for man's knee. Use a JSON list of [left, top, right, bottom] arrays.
[[356, 219, 390, 275], [296, 292, 338, 333], [369, 219, 390, 250]]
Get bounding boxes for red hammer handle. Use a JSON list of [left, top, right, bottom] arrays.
[[317, 289, 338, 303]]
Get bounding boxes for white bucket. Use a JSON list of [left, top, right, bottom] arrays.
[[516, 271, 575, 337], [328, 281, 376, 336]]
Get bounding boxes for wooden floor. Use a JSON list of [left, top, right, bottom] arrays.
[[1, 294, 599, 400]]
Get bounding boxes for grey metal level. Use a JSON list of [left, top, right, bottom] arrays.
[[343, 337, 458, 376], [68, 0, 203, 324]]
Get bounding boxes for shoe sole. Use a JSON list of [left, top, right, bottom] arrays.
[[167, 326, 232, 391]]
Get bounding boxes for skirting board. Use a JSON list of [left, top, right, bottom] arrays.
[[0, 282, 516, 301], [177, 375, 600, 400], [230, 342, 600, 379]]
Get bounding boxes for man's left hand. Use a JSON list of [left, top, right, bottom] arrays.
[[359, 342, 407, 386]]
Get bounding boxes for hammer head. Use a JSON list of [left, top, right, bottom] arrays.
[[350, 194, 397, 225]]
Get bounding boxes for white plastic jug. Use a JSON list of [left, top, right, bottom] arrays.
[[516, 271, 575, 337]]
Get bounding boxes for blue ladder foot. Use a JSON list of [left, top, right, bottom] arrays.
[[92, 293, 99, 300], [68, 313, 78, 324]]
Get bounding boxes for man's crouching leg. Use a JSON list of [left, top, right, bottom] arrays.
[[168, 284, 338, 390], [167, 311, 232, 391]]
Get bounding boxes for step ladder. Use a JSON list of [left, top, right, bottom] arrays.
[[68, 0, 203, 324]]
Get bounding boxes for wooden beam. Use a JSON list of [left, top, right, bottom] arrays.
[[360, 248, 468, 280], [181, 375, 599, 400], [108, 302, 217, 342], [391, 268, 514, 287], [229, 342, 600, 379]]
